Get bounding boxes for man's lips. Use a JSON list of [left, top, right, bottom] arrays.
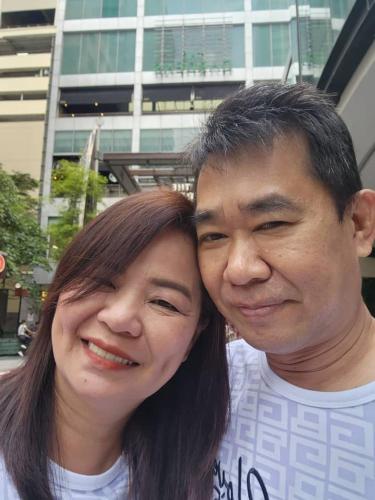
[[232, 300, 288, 318]]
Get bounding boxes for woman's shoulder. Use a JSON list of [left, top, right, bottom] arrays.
[[0, 455, 21, 500], [51, 455, 129, 499]]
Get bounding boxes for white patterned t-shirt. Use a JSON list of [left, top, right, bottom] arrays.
[[214, 340, 375, 500], [0, 454, 129, 499]]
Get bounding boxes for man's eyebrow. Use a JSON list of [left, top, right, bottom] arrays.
[[193, 195, 301, 226], [150, 278, 192, 301], [191, 210, 215, 226], [239, 194, 302, 215]]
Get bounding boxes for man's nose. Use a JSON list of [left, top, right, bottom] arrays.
[[223, 239, 271, 286], [96, 295, 142, 337]]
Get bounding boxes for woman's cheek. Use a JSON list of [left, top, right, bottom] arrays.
[[54, 293, 104, 336]]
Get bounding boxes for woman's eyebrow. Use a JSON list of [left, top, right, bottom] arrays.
[[150, 278, 192, 301]]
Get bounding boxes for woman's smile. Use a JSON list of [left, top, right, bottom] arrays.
[[81, 338, 139, 370]]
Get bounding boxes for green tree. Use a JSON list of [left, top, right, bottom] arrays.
[[0, 167, 49, 279], [48, 160, 107, 260], [0, 167, 49, 315]]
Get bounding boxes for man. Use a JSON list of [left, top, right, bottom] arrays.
[[17, 319, 33, 357], [191, 83, 375, 499]]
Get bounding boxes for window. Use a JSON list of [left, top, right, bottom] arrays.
[[329, 0, 355, 18], [59, 86, 133, 116], [1, 9, 55, 27], [61, 31, 135, 74], [65, 0, 137, 19], [102, 0, 119, 17], [252, 23, 289, 67], [142, 83, 243, 113], [140, 129, 197, 152], [100, 130, 132, 152], [83, 0, 101, 18], [143, 25, 244, 73], [290, 18, 332, 68], [309, 19, 333, 66], [144, 0, 243, 15], [65, 0, 84, 19], [61, 33, 81, 74], [252, 0, 290, 10], [54, 130, 131, 154], [54, 131, 90, 154]]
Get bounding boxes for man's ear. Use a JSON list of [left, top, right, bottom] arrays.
[[351, 189, 375, 257]]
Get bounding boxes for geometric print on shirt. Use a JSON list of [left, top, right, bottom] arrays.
[[214, 340, 375, 500]]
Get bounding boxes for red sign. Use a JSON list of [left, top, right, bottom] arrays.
[[0, 253, 6, 279]]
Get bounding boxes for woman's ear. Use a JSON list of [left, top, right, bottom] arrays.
[[351, 190, 375, 257]]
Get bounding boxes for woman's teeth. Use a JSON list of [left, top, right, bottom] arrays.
[[88, 342, 137, 366]]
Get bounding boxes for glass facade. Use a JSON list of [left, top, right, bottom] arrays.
[[143, 25, 244, 73], [252, 0, 354, 12], [65, 0, 137, 19], [252, 0, 290, 9], [54, 130, 132, 153], [253, 23, 290, 67], [139, 128, 197, 152], [285, 0, 355, 82], [54, 130, 90, 153], [100, 130, 132, 152], [61, 31, 136, 74], [252, 0, 355, 79], [291, 18, 333, 68], [144, 0, 243, 15]]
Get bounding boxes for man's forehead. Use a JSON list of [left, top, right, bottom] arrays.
[[196, 135, 314, 200], [195, 138, 314, 222], [198, 132, 311, 175], [201, 147, 268, 173]]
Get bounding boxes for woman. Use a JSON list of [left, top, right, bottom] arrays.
[[0, 190, 229, 500]]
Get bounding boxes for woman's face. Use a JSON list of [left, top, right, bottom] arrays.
[[51, 229, 202, 416]]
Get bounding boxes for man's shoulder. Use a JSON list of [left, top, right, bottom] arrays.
[[226, 339, 261, 390], [227, 339, 259, 366]]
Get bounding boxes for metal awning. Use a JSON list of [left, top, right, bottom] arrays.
[[101, 152, 194, 194]]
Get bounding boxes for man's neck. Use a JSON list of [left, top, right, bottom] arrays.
[[266, 308, 375, 391]]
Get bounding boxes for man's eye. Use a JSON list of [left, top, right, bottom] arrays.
[[258, 221, 287, 231], [151, 299, 179, 312], [198, 233, 225, 243]]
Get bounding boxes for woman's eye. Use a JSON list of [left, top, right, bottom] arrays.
[[152, 299, 179, 312]]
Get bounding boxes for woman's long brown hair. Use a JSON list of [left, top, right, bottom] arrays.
[[0, 190, 229, 500]]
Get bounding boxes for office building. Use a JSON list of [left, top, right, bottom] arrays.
[[0, 0, 56, 180], [39, 0, 354, 230], [317, 0, 375, 303]]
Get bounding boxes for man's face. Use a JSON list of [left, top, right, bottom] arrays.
[[195, 134, 363, 355]]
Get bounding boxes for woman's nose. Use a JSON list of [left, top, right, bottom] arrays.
[[96, 296, 142, 337]]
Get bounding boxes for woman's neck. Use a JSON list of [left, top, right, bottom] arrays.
[[51, 379, 130, 475], [267, 307, 375, 391]]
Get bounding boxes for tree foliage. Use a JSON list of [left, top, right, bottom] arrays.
[[48, 160, 107, 260], [0, 167, 49, 280]]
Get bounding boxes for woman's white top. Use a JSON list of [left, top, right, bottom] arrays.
[[0, 454, 129, 499]]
